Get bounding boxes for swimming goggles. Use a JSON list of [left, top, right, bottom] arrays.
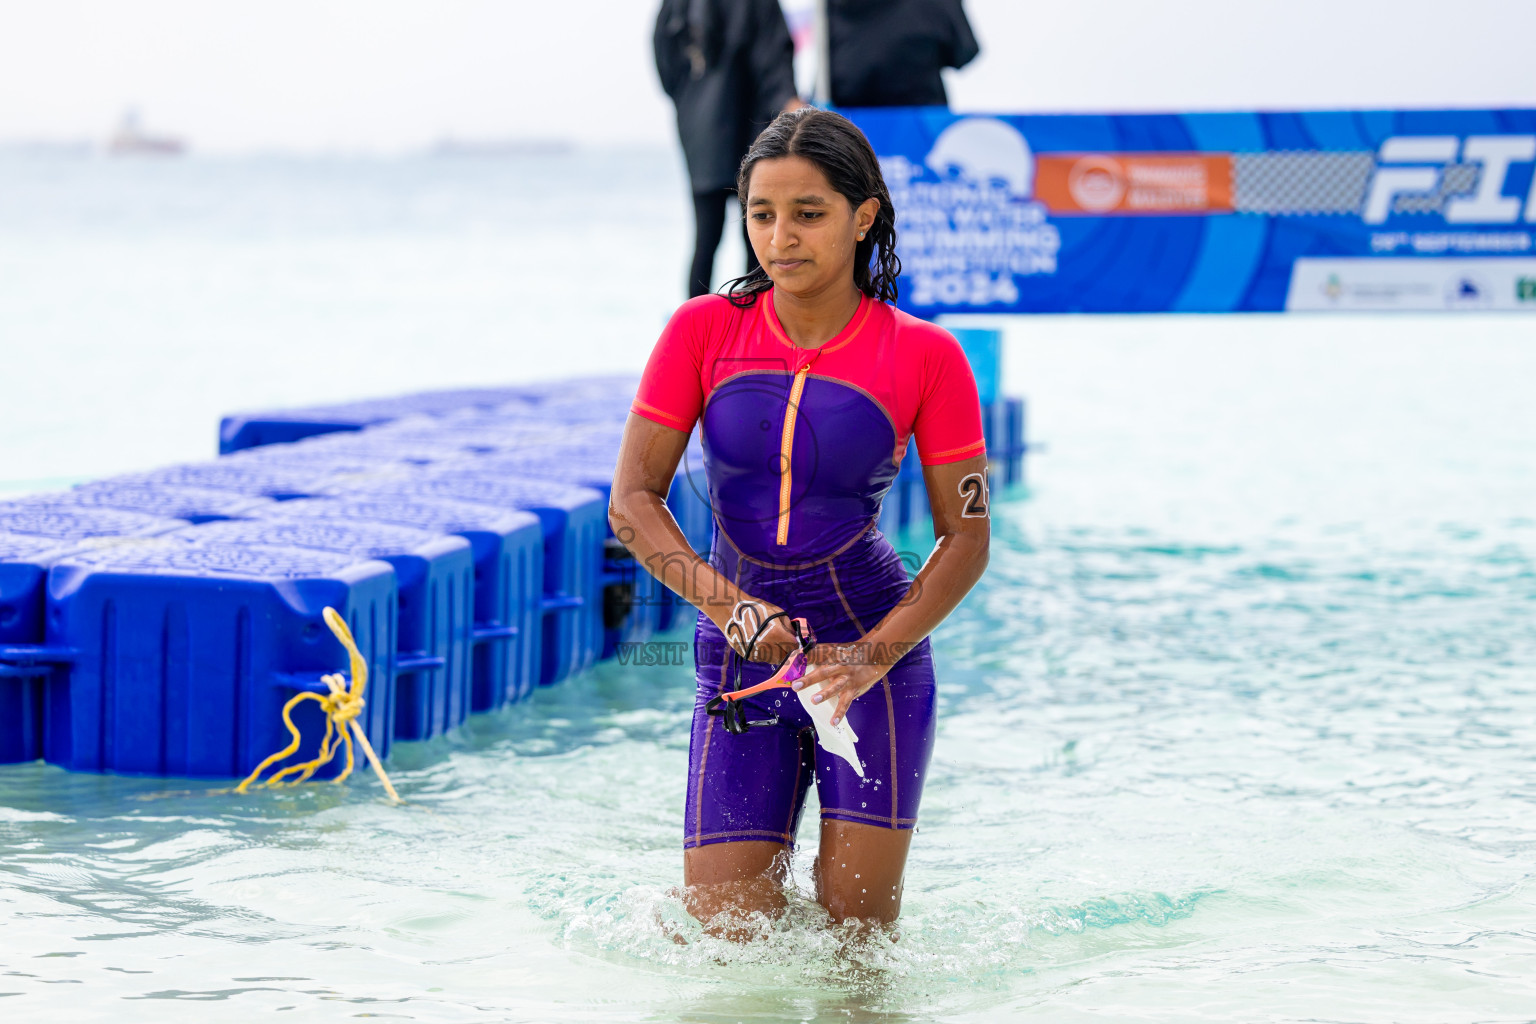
[[705, 613, 816, 735]]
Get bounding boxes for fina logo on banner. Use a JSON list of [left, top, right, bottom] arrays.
[[1365, 135, 1536, 225]]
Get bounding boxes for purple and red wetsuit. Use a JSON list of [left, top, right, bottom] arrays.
[[633, 288, 984, 849]]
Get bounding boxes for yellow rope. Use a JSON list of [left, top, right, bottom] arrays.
[[236, 606, 401, 804]]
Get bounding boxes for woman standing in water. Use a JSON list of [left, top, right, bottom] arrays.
[[610, 108, 990, 933]]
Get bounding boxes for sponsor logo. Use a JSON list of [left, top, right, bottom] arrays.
[[1446, 275, 1493, 308], [1035, 153, 1233, 215], [1066, 157, 1126, 211]]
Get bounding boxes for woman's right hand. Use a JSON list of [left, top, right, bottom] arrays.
[[722, 597, 800, 665]]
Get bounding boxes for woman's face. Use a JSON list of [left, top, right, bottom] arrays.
[[744, 156, 879, 301]]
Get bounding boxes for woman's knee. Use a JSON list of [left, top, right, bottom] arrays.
[[682, 840, 791, 936], [815, 819, 912, 925]]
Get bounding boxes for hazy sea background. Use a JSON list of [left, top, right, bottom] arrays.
[[1, 150, 1534, 1022]]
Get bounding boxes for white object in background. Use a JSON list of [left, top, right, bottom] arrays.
[[797, 682, 864, 777]]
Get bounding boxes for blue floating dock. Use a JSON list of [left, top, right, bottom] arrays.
[[42, 540, 397, 778], [167, 518, 475, 743], [347, 474, 605, 687], [255, 496, 544, 711]]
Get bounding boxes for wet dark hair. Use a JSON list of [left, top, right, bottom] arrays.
[[723, 107, 901, 307]]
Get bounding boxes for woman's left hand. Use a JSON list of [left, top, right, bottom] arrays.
[[790, 644, 892, 727]]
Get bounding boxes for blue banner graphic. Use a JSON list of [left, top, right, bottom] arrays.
[[842, 107, 1536, 314]]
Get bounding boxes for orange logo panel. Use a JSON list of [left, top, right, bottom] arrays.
[[1034, 154, 1233, 215]]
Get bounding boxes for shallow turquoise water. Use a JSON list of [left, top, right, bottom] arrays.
[[2, 154, 1534, 1021]]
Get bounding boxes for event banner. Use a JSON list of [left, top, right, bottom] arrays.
[[842, 107, 1536, 314]]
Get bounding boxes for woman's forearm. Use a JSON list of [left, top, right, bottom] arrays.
[[609, 486, 744, 631]]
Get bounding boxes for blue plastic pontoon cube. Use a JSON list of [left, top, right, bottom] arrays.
[[0, 534, 80, 764], [218, 409, 377, 456], [893, 437, 930, 534], [658, 452, 711, 632], [370, 418, 587, 456], [221, 445, 413, 473], [1000, 396, 1027, 486], [104, 461, 384, 501], [0, 505, 187, 542], [980, 397, 1028, 487], [0, 510, 189, 758], [254, 496, 544, 709], [275, 432, 475, 468], [19, 483, 273, 525], [878, 478, 906, 538], [168, 518, 475, 743], [1, 534, 72, 647], [464, 449, 661, 654], [475, 436, 709, 634], [347, 474, 604, 687], [43, 540, 398, 778], [218, 388, 533, 454]]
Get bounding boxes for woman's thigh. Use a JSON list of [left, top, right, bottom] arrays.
[[813, 647, 938, 833], [683, 687, 816, 851]]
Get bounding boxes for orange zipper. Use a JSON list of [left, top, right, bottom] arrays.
[[776, 366, 810, 545]]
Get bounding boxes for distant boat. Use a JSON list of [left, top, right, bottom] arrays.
[[430, 137, 573, 158], [108, 109, 186, 157]]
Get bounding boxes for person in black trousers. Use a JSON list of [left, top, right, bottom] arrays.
[[655, 0, 801, 298], [828, 0, 979, 108]]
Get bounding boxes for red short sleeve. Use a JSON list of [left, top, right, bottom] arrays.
[[631, 297, 712, 433], [912, 327, 986, 465]]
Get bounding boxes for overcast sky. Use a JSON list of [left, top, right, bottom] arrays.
[[1, 0, 1533, 153]]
